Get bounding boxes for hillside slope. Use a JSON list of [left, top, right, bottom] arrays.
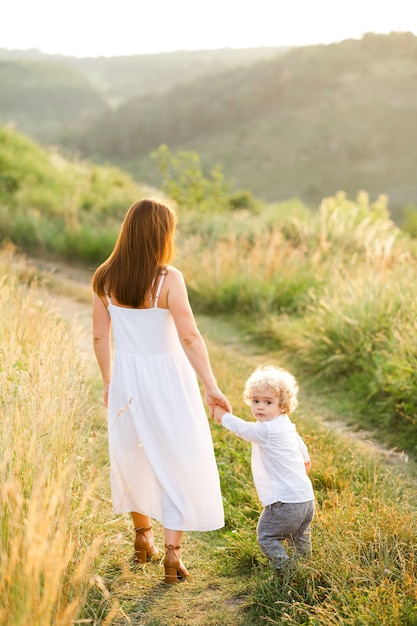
[[59, 32, 417, 214], [0, 60, 108, 140], [0, 47, 287, 106]]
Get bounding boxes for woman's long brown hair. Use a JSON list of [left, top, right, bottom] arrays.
[[92, 198, 177, 307]]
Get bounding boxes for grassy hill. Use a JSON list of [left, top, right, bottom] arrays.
[[2, 246, 417, 624], [0, 177, 417, 626], [2, 122, 417, 461], [0, 123, 153, 261], [2, 123, 417, 621], [56, 31, 417, 218]]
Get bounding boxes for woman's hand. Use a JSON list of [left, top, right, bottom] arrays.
[[205, 387, 232, 417]]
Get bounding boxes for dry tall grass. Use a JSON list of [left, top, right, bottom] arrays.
[[177, 192, 417, 452], [0, 246, 100, 625]]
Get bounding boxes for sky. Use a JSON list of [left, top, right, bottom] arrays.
[[1, 0, 416, 58]]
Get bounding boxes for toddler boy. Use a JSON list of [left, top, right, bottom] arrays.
[[213, 365, 315, 574]]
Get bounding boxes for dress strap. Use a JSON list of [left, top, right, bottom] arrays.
[[153, 269, 167, 308]]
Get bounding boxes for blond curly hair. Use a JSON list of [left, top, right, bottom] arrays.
[[243, 365, 299, 415]]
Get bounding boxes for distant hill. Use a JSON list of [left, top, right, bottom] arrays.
[[0, 60, 108, 141], [56, 32, 417, 215], [2, 34, 417, 216], [0, 47, 288, 106]]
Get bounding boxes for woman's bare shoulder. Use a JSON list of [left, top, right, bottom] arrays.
[[164, 265, 184, 282], [162, 266, 190, 309]]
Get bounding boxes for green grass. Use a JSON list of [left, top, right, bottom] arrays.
[[3, 123, 417, 454], [1, 247, 417, 624], [4, 131, 417, 454]]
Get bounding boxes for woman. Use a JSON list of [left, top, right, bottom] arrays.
[[92, 198, 230, 583]]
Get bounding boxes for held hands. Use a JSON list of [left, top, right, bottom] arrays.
[[205, 387, 232, 419], [212, 404, 227, 424]]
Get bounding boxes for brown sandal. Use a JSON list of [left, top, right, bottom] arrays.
[[163, 544, 190, 583], [133, 526, 160, 564]]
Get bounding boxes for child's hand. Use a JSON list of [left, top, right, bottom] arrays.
[[213, 404, 227, 424]]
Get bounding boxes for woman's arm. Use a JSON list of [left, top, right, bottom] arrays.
[[166, 268, 231, 413], [92, 292, 112, 407]]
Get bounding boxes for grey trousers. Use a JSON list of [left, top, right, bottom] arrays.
[[257, 499, 315, 570]]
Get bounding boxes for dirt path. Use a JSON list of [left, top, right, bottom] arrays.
[[30, 256, 95, 362]]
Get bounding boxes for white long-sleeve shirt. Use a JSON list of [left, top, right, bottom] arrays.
[[221, 412, 314, 506]]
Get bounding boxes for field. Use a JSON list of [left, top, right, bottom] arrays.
[[1, 246, 416, 625], [1, 123, 417, 624]]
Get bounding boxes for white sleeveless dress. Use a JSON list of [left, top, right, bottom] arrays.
[[106, 272, 225, 531]]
